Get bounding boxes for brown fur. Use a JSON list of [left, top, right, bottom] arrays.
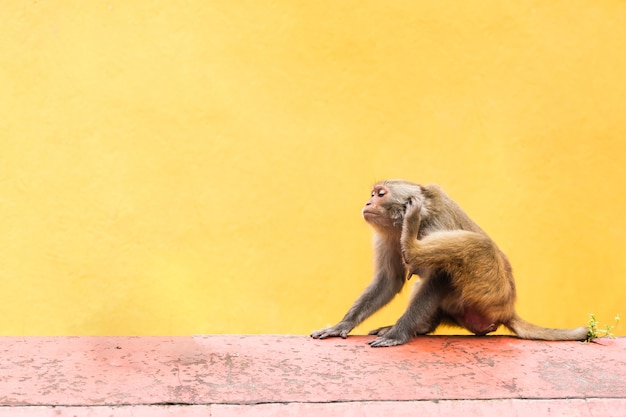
[[311, 179, 588, 347]]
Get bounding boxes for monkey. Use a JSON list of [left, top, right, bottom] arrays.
[[311, 179, 588, 347]]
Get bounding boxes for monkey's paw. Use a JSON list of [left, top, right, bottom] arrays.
[[311, 322, 353, 340], [367, 326, 410, 347], [367, 335, 409, 347]]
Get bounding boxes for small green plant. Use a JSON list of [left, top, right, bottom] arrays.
[[586, 313, 621, 342]]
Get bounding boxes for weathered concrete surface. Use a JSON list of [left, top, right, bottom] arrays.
[[1, 336, 625, 415], [1, 400, 626, 417]]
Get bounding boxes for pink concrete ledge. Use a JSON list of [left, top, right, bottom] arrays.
[[1, 335, 625, 416]]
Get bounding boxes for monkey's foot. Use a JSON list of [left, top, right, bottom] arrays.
[[367, 325, 393, 336], [367, 336, 407, 347], [368, 336, 409, 347]]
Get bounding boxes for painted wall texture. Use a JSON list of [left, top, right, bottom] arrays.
[[1, 1, 624, 336]]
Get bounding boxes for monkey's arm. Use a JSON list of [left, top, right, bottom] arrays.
[[400, 197, 423, 267], [311, 270, 405, 339], [312, 237, 406, 340]]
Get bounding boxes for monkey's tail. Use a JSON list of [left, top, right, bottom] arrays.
[[507, 315, 588, 341]]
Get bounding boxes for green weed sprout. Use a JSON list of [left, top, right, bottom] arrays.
[[586, 313, 621, 342]]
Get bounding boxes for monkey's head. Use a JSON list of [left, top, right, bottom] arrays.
[[362, 180, 423, 231]]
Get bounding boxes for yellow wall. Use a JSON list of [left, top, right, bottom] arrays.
[[1, 1, 624, 336]]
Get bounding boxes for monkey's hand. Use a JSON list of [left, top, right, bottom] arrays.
[[401, 196, 423, 265], [403, 196, 422, 231], [310, 321, 354, 340], [367, 326, 411, 347]]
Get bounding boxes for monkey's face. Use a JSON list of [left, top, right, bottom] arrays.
[[362, 184, 405, 229]]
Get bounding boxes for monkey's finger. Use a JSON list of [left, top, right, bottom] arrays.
[[369, 339, 391, 347], [368, 336, 405, 348], [311, 327, 347, 339], [310, 330, 330, 339], [367, 338, 383, 347]]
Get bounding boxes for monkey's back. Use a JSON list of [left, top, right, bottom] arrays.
[[419, 185, 486, 237]]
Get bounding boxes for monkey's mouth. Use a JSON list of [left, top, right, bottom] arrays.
[[362, 210, 379, 219]]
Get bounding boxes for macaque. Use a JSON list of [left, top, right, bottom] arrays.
[[311, 179, 588, 347]]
